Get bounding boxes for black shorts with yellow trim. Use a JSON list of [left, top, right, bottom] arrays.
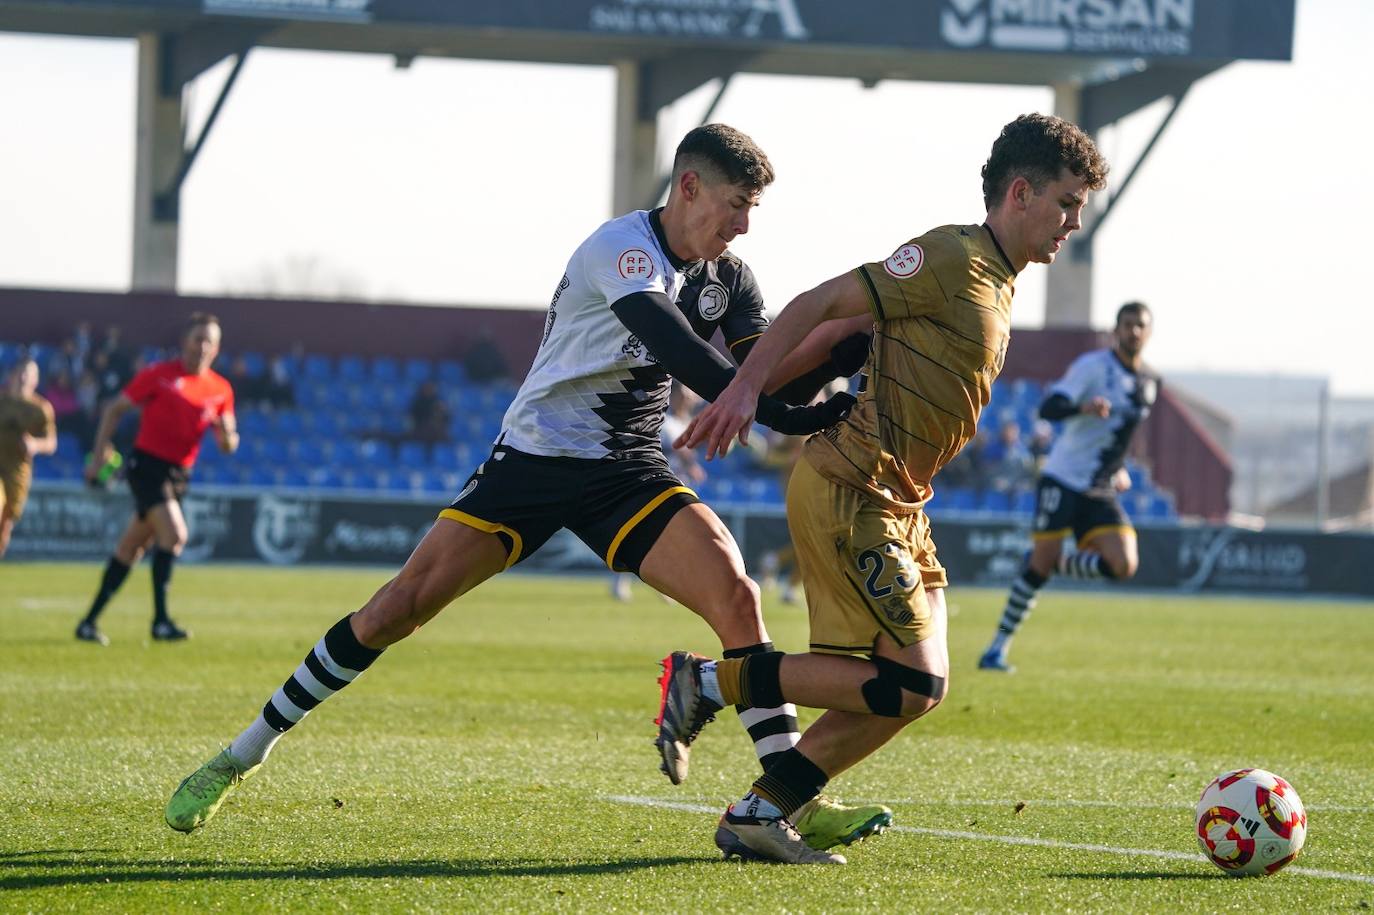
[[439, 442, 698, 574], [1031, 475, 1133, 546]]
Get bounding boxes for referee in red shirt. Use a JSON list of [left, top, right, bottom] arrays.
[[76, 313, 238, 645]]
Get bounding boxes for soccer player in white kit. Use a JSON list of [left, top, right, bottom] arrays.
[[979, 302, 1158, 672], [164, 124, 883, 850]]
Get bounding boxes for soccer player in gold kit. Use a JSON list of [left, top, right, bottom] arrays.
[[656, 114, 1109, 864]]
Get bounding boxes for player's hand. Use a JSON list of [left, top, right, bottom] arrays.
[[675, 377, 762, 460], [1113, 466, 1132, 492], [1082, 396, 1111, 418]]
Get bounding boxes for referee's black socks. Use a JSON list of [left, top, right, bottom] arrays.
[[84, 556, 131, 623], [151, 548, 177, 623]]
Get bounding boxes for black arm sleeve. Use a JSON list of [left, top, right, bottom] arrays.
[[769, 332, 872, 405], [610, 290, 736, 401], [610, 290, 853, 435], [1039, 392, 1078, 421]]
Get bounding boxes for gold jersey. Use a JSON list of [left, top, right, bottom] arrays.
[[804, 223, 1018, 512], [0, 392, 54, 471]]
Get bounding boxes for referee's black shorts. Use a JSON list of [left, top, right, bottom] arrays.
[[441, 441, 699, 574], [126, 448, 190, 519]]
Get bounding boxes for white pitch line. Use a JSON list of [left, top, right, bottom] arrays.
[[875, 797, 1374, 814], [604, 795, 1374, 885]]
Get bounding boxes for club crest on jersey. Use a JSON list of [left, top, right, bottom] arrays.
[[883, 243, 924, 278], [618, 248, 654, 279], [697, 283, 729, 321]]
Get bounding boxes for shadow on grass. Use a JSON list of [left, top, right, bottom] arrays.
[[1049, 871, 1221, 881], [0, 851, 705, 889]]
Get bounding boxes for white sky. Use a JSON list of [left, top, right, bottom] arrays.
[[1, 0, 1371, 395]]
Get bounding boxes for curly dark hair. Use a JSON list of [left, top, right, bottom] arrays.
[[981, 114, 1108, 209], [673, 123, 775, 193]]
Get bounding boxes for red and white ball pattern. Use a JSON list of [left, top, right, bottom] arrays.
[[1196, 768, 1307, 877]]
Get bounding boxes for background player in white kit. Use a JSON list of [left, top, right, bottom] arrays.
[[979, 302, 1158, 672], [164, 124, 882, 851]]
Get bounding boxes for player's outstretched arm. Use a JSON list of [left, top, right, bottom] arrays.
[[84, 394, 135, 484], [215, 413, 240, 455], [677, 272, 871, 459]]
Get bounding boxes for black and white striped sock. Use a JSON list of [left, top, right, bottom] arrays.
[[992, 567, 1048, 649], [1057, 550, 1110, 580], [228, 615, 383, 767], [723, 642, 799, 772]]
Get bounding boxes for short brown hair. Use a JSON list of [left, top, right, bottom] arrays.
[[184, 311, 220, 337], [672, 124, 775, 193], [981, 114, 1108, 209]]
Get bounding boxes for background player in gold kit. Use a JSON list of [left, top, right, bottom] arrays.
[[657, 114, 1109, 864], [0, 357, 57, 559]]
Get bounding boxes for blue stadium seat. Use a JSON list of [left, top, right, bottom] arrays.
[[270, 411, 305, 437], [54, 433, 82, 460], [404, 358, 433, 384], [308, 467, 345, 489], [338, 355, 367, 383], [198, 465, 233, 486], [33, 459, 63, 481], [396, 441, 428, 469], [247, 467, 277, 487], [250, 437, 290, 465], [372, 357, 401, 384], [303, 354, 333, 380], [240, 351, 266, 377], [707, 478, 739, 501], [941, 487, 978, 512], [1013, 489, 1036, 516], [331, 438, 365, 467], [237, 409, 271, 436], [979, 490, 1012, 513], [359, 440, 394, 466], [437, 360, 466, 385], [1147, 493, 1175, 520], [292, 438, 330, 465], [280, 468, 310, 488]]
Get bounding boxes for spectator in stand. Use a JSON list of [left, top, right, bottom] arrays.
[[42, 367, 80, 436], [48, 338, 85, 384], [73, 368, 102, 450], [263, 355, 296, 409], [407, 380, 452, 445], [983, 419, 1036, 495], [462, 329, 510, 385], [227, 355, 277, 411], [100, 325, 133, 384], [1028, 418, 1054, 469]]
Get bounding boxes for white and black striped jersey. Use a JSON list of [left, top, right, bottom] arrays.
[[500, 208, 769, 459], [1040, 349, 1160, 495]]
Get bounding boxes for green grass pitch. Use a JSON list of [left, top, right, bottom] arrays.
[[2, 562, 1372, 912]]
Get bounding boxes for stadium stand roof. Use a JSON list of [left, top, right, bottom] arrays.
[[2, 0, 1295, 323]]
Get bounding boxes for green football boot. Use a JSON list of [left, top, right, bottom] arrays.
[[793, 794, 893, 850], [165, 748, 259, 833]]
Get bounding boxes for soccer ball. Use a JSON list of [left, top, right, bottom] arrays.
[[1195, 768, 1307, 876]]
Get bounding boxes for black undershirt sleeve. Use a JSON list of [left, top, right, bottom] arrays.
[[610, 291, 854, 434], [1039, 392, 1078, 421], [610, 290, 735, 401]]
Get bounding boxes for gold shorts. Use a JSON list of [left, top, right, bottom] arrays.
[[1, 461, 32, 522], [786, 457, 946, 656]]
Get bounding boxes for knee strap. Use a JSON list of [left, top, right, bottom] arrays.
[[860, 656, 947, 717]]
